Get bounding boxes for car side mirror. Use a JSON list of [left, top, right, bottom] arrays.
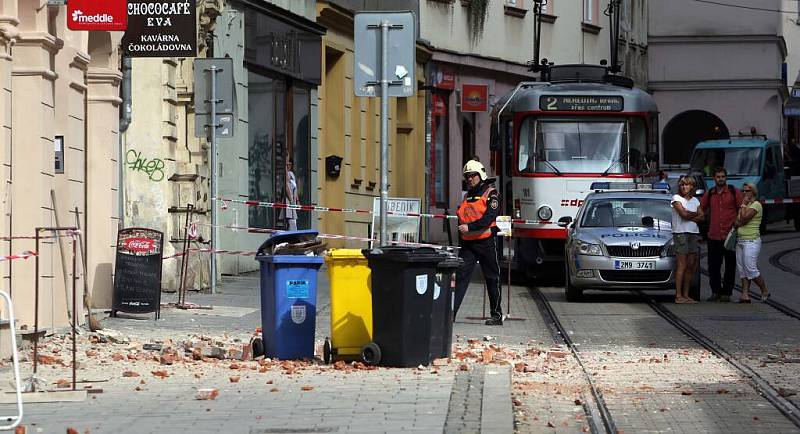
[[557, 216, 573, 228], [641, 216, 654, 227]]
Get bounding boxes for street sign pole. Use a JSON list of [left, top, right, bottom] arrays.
[[208, 64, 220, 294], [379, 20, 389, 246], [354, 12, 415, 248]]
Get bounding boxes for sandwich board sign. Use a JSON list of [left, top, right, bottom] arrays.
[[370, 197, 420, 247]]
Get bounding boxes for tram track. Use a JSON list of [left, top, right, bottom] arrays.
[[698, 234, 800, 321], [529, 287, 616, 434], [769, 247, 800, 278], [638, 291, 800, 429]]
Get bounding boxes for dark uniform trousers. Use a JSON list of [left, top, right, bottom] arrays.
[[453, 236, 502, 320]]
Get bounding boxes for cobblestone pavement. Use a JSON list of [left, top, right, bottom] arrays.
[[0, 266, 524, 434], [1, 224, 800, 434], [540, 287, 800, 434]]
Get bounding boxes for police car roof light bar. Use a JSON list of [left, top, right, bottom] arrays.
[[590, 181, 670, 193]]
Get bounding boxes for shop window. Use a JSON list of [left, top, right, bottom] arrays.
[[431, 94, 449, 207], [292, 86, 311, 229], [54, 135, 64, 174], [247, 68, 313, 230]]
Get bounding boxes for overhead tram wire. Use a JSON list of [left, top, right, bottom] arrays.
[[686, 0, 798, 15]]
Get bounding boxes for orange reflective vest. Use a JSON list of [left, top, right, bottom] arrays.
[[457, 187, 497, 241]]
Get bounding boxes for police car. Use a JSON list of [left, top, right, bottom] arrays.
[[560, 182, 694, 301]]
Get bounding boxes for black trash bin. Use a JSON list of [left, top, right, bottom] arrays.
[[430, 254, 463, 360], [362, 246, 445, 367]]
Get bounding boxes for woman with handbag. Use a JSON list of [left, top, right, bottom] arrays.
[[733, 182, 770, 303]]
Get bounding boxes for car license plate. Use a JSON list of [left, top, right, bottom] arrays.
[[614, 260, 655, 270]]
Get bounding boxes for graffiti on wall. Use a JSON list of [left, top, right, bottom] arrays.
[[126, 150, 165, 182]]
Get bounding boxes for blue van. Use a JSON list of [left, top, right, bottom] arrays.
[[689, 137, 800, 231]]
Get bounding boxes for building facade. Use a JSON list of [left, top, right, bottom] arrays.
[[1, 0, 121, 328], [782, 0, 800, 144], [649, 0, 788, 168], [123, 0, 324, 289], [315, 1, 430, 246]]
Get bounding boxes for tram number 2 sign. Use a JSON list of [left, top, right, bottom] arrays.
[[540, 95, 624, 112]]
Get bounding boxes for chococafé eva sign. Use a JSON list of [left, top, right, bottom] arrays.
[[122, 0, 197, 58]]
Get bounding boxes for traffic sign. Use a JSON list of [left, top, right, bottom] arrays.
[[353, 12, 416, 98]]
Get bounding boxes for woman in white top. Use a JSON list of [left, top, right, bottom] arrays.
[[671, 176, 705, 303], [285, 160, 299, 231]]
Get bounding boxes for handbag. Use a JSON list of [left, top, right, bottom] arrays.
[[724, 227, 737, 251]]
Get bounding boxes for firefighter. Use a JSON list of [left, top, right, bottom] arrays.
[[453, 159, 503, 325]]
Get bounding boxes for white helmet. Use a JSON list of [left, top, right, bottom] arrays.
[[463, 159, 488, 181]]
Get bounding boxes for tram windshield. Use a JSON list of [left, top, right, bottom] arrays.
[[689, 148, 762, 177], [519, 119, 640, 174]]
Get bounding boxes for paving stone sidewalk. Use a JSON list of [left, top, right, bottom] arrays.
[[0, 263, 534, 434]]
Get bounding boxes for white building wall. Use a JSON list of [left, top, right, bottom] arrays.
[[782, 0, 800, 86]]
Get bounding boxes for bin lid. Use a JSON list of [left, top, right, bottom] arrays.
[[257, 230, 319, 255], [256, 255, 324, 265], [437, 256, 464, 269], [326, 249, 366, 259], [362, 246, 446, 264]]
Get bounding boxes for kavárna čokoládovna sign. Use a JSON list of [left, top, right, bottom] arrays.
[[122, 0, 197, 58]]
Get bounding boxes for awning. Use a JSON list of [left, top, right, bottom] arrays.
[[786, 96, 800, 117]]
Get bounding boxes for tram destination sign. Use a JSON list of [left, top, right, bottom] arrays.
[[540, 95, 624, 112]]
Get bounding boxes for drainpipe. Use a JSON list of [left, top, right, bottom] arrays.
[[119, 56, 132, 228]]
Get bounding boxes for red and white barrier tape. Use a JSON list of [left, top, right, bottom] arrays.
[[760, 197, 800, 205], [216, 197, 555, 226], [175, 222, 456, 252], [0, 251, 37, 262]]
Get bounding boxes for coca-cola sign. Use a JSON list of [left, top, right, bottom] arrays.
[[113, 227, 164, 318], [124, 237, 156, 253]]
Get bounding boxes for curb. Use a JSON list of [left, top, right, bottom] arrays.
[[481, 364, 514, 434]]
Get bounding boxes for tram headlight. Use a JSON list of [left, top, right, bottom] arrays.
[[575, 240, 603, 256], [537, 205, 553, 221]]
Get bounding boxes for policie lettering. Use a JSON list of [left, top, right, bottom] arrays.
[[560, 199, 584, 207], [126, 149, 165, 182]]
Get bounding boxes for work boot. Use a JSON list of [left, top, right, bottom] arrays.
[[719, 295, 730, 302], [485, 317, 503, 326], [706, 294, 721, 302]]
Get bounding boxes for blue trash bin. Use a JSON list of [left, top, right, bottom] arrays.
[[257, 230, 323, 360]]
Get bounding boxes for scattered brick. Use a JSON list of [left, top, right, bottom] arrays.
[[195, 388, 218, 400]]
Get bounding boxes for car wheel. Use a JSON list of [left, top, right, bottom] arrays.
[[564, 262, 583, 302]]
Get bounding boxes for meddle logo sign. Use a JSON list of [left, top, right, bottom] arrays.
[[67, 0, 127, 31]]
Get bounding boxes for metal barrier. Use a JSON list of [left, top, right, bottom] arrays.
[[0, 291, 23, 430]]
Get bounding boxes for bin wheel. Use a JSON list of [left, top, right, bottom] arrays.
[[323, 338, 332, 364], [251, 337, 265, 359], [361, 342, 381, 366]]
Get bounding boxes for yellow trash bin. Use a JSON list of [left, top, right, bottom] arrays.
[[323, 249, 372, 363]]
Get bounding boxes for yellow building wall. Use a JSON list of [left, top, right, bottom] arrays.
[[317, 3, 428, 248]]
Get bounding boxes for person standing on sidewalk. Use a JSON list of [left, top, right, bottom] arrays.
[[672, 176, 704, 303], [284, 159, 299, 231], [733, 182, 770, 303], [699, 167, 743, 302], [453, 159, 503, 325]]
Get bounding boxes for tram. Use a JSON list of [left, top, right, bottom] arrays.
[[491, 64, 660, 278]]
